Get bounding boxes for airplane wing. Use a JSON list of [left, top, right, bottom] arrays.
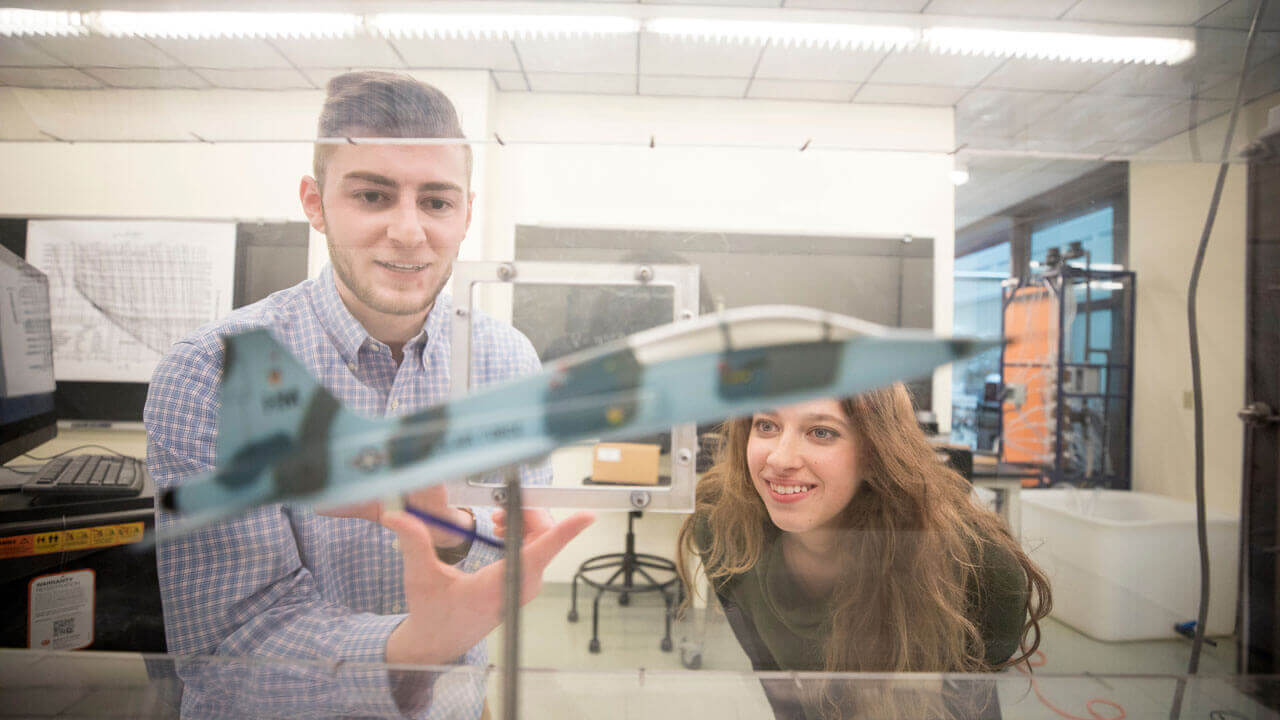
[[158, 306, 1002, 537]]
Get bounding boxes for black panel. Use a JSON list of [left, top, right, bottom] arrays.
[[54, 381, 148, 423]]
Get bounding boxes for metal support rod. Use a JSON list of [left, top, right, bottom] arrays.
[[501, 470, 523, 720]]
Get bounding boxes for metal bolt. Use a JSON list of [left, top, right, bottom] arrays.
[[492, 488, 507, 504], [636, 265, 654, 284], [497, 263, 516, 281], [676, 449, 693, 465], [630, 491, 651, 509]]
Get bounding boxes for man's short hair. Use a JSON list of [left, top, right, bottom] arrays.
[[313, 70, 472, 189]]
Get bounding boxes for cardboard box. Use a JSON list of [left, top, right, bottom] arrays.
[[590, 442, 661, 485]]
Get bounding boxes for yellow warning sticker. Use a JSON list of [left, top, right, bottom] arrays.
[[0, 522, 144, 559]]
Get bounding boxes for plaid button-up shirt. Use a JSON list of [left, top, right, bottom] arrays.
[[146, 266, 545, 718]]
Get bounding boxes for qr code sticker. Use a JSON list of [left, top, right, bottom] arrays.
[[53, 618, 75, 637]]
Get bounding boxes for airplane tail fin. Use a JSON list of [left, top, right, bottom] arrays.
[[213, 329, 338, 487]]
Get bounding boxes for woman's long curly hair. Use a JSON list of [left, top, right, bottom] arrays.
[[676, 383, 1051, 711]]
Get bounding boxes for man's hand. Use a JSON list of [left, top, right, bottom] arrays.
[[318, 484, 473, 549], [383, 507, 594, 666]]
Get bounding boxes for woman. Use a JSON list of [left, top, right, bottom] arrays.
[[676, 384, 1051, 720]]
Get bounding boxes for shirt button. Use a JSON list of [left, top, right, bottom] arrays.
[[390, 400, 399, 411], [347, 362, 356, 372]]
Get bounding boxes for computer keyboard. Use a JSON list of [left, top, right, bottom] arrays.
[[21, 454, 146, 498]]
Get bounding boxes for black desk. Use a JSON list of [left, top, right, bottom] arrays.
[[0, 468, 165, 652]]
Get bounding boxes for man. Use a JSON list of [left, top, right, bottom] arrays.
[[145, 71, 592, 718]]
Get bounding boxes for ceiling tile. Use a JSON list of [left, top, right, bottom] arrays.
[[639, 74, 748, 98], [492, 71, 529, 92], [1192, 29, 1280, 78], [87, 67, 209, 89], [754, 45, 884, 82], [644, 0, 780, 5], [980, 59, 1121, 93], [639, 35, 762, 78], [0, 38, 65, 67], [854, 83, 967, 105], [270, 38, 403, 69], [1088, 62, 1232, 97], [148, 38, 289, 69], [0, 67, 102, 89], [748, 78, 858, 101], [1023, 94, 1171, 146], [516, 36, 637, 75], [956, 88, 1072, 139], [869, 50, 1004, 87], [923, 0, 1078, 19], [1198, 53, 1280, 99], [1063, 0, 1229, 25], [1196, 0, 1280, 31], [392, 37, 521, 71], [29, 36, 181, 68], [783, 0, 929, 10], [528, 72, 636, 94], [1122, 98, 1234, 143], [198, 68, 314, 90]]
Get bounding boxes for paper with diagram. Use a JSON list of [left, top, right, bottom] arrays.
[[26, 220, 235, 383]]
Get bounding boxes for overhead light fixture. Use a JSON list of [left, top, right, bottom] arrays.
[[370, 12, 639, 40], [0, 4, 1197, 67], [90, 11, 362, 39], [645, 18, 915, 51], [924, 27, 1195, 65], [950, 162, 970, 186], [0, 8, 87, 36]]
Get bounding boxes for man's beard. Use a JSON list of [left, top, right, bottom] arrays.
[[327, 235, 448, 317]]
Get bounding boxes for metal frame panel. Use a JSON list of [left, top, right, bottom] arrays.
[[447, 260, 701, 511]]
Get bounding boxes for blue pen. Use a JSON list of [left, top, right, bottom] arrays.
[[403, 504, 505, 550]]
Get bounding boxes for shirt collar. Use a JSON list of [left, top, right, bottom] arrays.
[[313, 265, 452, 370], [313, 265, 369, 367]]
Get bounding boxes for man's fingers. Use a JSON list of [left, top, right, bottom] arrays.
[[318, 499, 382, 522], [380, 510, 445, 579], [522, 511, 595, 570]]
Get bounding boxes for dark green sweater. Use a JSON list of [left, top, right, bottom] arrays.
[[695, 518, 1029, 673]]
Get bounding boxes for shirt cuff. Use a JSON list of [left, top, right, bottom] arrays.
[[335, 613, 433, 718], [458, 507, 504, 573]]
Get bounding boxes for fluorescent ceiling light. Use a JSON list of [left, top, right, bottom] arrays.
[[924, 27, 1194, 65], [0, 8, 86, 37], [950, 167, 971, 186], [370, 12, 639, 40], [90, 11, 361, 39], [646, 18, 916, 51]]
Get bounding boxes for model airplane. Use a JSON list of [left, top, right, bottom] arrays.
[[160, 306, 1000, 533]]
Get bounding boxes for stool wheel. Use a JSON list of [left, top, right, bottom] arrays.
[[567, 610, 579, 623], [589, 638, 601, 654], [681, 651, 702, 670], [618, 593, 630, 606], [660, 637, 673, 652]]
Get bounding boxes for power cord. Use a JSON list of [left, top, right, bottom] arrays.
[[1175, 0, 1269, 717], [1014, 650, 1126, 720], [22, 444, 130, 461]]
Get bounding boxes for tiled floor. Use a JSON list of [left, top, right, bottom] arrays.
[[487, 582, 1275, 719]]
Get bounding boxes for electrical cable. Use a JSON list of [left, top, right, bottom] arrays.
[[22, 444, 129, 461], [1014, 650, 1126, 720], [1173, 1, 1269, 717]]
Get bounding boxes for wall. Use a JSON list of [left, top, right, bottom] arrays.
[[481, 91, 955, 580], [0, 81, 957, 583], [1127, 92, 1279, 514]]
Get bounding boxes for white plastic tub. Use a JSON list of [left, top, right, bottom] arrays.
[[1020, 489, 1239, 641]]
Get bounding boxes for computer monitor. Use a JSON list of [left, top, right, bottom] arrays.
[[0, 243, 56, 473]]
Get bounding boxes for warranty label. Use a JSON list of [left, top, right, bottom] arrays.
[[0, 522, 144, 559]]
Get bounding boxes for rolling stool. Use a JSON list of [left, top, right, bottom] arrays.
[[567, 510, 683, 653]]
